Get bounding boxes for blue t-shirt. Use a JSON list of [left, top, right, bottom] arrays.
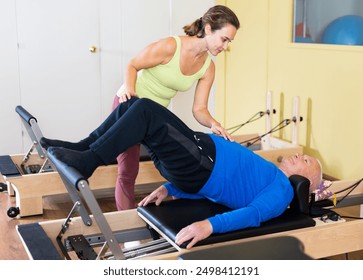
[[164, 134, 294, 234]]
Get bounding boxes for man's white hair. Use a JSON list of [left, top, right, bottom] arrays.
[[310, 159, 323, 193]]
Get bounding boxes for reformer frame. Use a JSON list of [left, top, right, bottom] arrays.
[[3, 92, 302, 217], [18, 151, 316, 260], [14, 106, 53, 174], [0, 106, 53, 197], [16, 152, 363, 260]]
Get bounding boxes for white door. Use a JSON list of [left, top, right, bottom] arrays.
[[16, 0, 102, 145], [0, 1, 22, 155]]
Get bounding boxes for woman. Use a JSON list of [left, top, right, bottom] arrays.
[[112, 5, 240, 210]]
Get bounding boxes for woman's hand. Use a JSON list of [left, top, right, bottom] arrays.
[[118, 91, 137, 103], [138, 185, 168, 207], [211, 123, 233, 142], [175, 220, 213, 249]]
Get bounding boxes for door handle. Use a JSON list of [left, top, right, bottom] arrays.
[[89, 46, 97, 53]]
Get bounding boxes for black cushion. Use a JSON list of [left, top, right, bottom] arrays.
[[137, 175, 315, 248], [138, 198, 315, 248], [0, 155, 21, 177], [17, 223, 62, 260]]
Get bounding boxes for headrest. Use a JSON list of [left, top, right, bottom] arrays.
[[288, 175, 310, 214]]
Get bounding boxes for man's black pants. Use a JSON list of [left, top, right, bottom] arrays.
[[89, 97, 215, 193]]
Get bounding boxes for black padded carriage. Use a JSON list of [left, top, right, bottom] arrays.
[[137, 175, 316, 248]]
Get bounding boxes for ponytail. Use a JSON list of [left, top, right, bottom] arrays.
[[183, 17, 204, 37], [183, 5, 240, 38]]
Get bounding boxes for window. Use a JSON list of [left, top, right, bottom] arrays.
[[293, 0, 363, 45]]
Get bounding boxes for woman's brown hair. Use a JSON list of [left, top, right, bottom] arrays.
[[183, 5, 240, 38]]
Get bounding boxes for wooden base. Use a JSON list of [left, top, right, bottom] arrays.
[[20, 178, 363, 260], [3, 155, 165, 217]]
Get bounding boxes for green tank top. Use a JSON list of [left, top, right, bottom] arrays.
[[136, 36, 212, 107]]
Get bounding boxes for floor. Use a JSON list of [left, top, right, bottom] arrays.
[[1, 182, 363, 260]]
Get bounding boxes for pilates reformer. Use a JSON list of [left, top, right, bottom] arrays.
[[2, 93, 303, 218], [16, 150, 363, 260], [14, 106, 54, 175], [0, 106, 53, 190], [0, 106, 54, 217], [0, 106, 165, 218]]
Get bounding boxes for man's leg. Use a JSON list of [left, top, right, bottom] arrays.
[[89, 98, 198, 165], [40, 97, 140, 151], [49, 98, 214, 189]]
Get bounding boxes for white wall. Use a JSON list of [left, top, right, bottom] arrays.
[[0, 0, 216, 155], [168, 0, 216, 132], [0, 1, 22, 154]]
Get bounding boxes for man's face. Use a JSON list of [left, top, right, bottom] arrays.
[[280, 154, 321, 185]]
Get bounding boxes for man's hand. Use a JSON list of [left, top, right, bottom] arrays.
[[175, 220, 213, 249], [138, 185, 168, 207]]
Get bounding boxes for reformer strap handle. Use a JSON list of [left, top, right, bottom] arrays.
[[15, 105, 37, 125], [48, 151, 87, 191]]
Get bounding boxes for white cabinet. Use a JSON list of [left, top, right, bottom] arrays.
[[0, 0, 215, 155]]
